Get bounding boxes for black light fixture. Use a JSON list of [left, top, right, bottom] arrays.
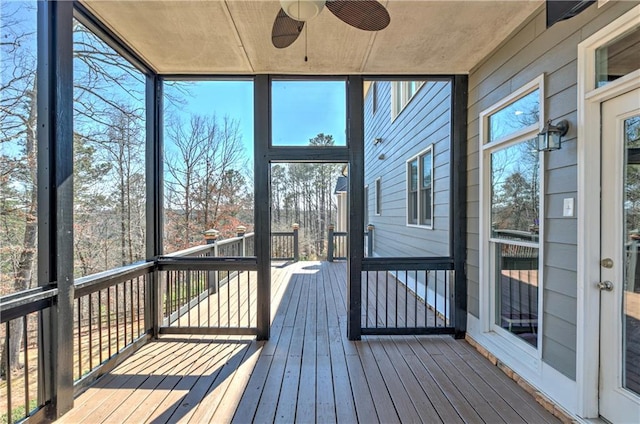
[[537, 119, 569, 152]]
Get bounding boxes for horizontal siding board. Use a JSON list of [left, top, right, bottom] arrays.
[[544, 266, 578, 298], [545, 218, 577, 243], [544, 242, 577, 272], [543, 290, 577, 326], [543, 314, 577, 352], [542, 337, 576, 380]]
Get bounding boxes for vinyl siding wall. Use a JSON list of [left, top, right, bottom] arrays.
[[364, 80, 452, 258], [466, 1, 638, 380]]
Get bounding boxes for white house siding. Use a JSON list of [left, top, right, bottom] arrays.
[[364, 80, 452, 258], [466, 1, 638, 383]]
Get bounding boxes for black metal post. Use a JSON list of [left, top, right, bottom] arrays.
[[327, 225, 335, 262], [347, 75, 364, 340], [451, 75, 468, 338], [36, 0, 74, 417], [367, 224, 374, 258], [145, 74, 163, 338], [255, 75, 271, 340]]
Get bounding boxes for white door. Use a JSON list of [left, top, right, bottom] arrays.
[[600, 88, 640, 424]]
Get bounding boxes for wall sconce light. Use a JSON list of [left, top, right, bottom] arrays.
[[537, 119, 569, 152], [373, 137, 383, 145]]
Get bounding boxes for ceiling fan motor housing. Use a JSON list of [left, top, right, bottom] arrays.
[[280, 0, 326, 21]]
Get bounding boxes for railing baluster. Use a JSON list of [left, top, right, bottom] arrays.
[[107, 287, 112, 358], [130, 279, 134, 343], [115, 284, 120, 352], [77, 297, 82, 378], [227, 271, 231, 327], [88, 293, 93, 371], [6, 322, 12, 424], [99, 290, 103, 364], [23, 315, 29, 417], [414, 270, 418, 326]]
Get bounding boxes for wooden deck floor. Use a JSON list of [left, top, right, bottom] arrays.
[[60, 261, 559, 423]]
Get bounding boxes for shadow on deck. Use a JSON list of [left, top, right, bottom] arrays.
[[59, 261, 559, 423]]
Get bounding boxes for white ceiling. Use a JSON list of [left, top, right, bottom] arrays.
[[80, 0, 544, 75]]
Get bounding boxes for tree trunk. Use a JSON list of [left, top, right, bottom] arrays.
[[1, 86, 37, 378]]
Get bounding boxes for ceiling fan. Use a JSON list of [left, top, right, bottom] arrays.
[[272, 0, 391, 48]]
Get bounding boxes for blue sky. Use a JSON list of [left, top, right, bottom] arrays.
[[164, 80, 347, 163]]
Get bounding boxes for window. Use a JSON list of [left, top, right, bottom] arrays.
[[364, 185, 369, 225], [375, 178, 382, 215], [391, 80, 425, 119], [372, 82, 378, 115], [480, 75, 544, 349], [595, 24, 640, 88], [407, 146, 433, 227]]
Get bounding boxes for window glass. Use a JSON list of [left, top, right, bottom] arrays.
[[375, 178, 382, 215], [73, 19, 146, 276], [596, 25, 640, 88], [488, 89, 539, 142], [271, 80, 346, 147], [391, 80, 425, 119], [420, 151, 433, 226], [495, 242, 539, 347], [0, 0, 38, 295], [408, 160, 418, 224], [490, 139, 540, 239]]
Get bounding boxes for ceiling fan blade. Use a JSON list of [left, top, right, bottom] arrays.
[[272, 8, 305, 48], [326, 0, 390, 31]]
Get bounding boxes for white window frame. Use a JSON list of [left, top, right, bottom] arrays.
[[479, 74, 545, 361], [406, 145, 434, 229], [374, 177, 382, 216], [391, 80, 425, 120], [364, 184, 369, 225]]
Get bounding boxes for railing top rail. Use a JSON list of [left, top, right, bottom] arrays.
[[363, 256, 454, 271], [165, 243, 215, 257], [166, 232, 255, 257], [74, 261, 154, 298], [157, 255, 258, 271], [271, 231, 295, 236], [1, 286, 58, 323]]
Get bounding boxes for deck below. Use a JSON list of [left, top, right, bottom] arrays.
[[60, 261, 559, 423]]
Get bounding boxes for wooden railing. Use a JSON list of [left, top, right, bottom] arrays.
[[271, 224, 299, 261]]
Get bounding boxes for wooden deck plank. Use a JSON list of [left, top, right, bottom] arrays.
[[315, 270, 337, 424], [366, 336, 423, 423], [274, 274, 308, 423], [65, 261, 559, 424], [251, 272, 303, 424], [416, 337, 508, 423], [355, 341, 401, 423], [294, 269, 317, 423], [404, 336, 485, 423], [379, 337, 444, 423], [391, 337, 464, 424], [441, 337, 559, 423]]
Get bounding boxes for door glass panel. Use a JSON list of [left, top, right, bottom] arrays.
[[624, 114, 640, 395]]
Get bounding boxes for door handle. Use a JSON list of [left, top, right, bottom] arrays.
[[597, 280, 614, 291]]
